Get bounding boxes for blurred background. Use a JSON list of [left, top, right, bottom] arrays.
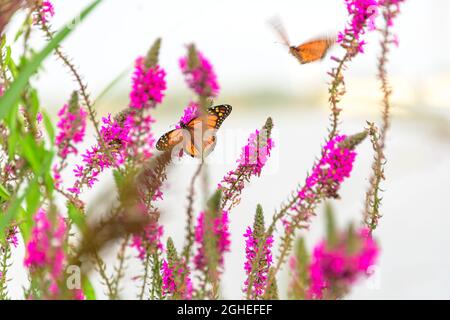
[[5, 0, 450, 299]]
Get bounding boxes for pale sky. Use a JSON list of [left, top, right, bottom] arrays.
[[6, 0, 450, 108]]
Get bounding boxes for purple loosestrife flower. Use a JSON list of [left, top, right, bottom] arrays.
[[35, 1, 55, 24], [193, 211, 231, 271], [130, 57, 167, 109], [243, 229, 274, 299], [308, 228, 378, 299], [6, 226, 18, 248], [179, 46, 220, 98], [55, 100, 87, 159], [53, 92, 87, 190], [297, 135, 356, 204], [131, 223, 164, 260], [379, 0, 405, 26], [338, 0, 380, 53], [24, 209, 69, 298], [161, 238, 193, 300], [243, 205, 274, 299], [287, 133, 366, 227], [68, 114, 133, 195], [219, 118, 274, 211], [69, 41, 166, 196], [177, 102, 200, 129], [126, 113, 156, 161]]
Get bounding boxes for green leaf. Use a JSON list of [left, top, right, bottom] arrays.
[[112, 169, 125, 190], [19, 135, 42, 174], [0, 0, 103, 120], [0, 183, 31, 242], [7, 104, 18, 160], [41, 110, 55, 143], [82, 276, 97, 300], [94, 64, 131, 106], [0, 184, 11, 201], [25, 182, 41, 225], [67, 204, 86, 231], [0, 193, 25, 243]]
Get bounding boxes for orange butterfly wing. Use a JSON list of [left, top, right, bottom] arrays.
[[291, 37, 335, 64], [156, 105, 232, 158], [184, 139, 201, 158], [156, 128, 184, 151], [185, 104, 232, 131]]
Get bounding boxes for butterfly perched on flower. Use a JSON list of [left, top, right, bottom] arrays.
[[156, 104, 232, 158], [270, 17, 336, 64]]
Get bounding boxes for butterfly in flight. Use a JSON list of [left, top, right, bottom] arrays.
[[270, 17, 336, 64], [156, 104, 232, 158]]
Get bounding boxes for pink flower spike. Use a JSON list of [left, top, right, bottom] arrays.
[[55, 103, 87, 159], [130, 58, 167, 109], [243, 226, 273, 299], [307, 227, 379, 299], [193, 211, 231, 271], [179, 49, 220, 98], [36, 1, 55, 24]]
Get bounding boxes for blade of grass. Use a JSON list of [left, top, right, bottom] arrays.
[[0, 0, 103, 120], [94, 64, 132, 107]]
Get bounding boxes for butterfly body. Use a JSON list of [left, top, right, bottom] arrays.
[[270, 17, 335, 65], [156, 104, 232, 158], [288, 37, 335, 64]]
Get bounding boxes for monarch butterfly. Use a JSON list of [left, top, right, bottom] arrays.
[[156, 104, 232, 158], [270, 17, 336, 64]]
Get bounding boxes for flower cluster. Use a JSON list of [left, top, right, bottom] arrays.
[[131, 223, 164, 260], [6, 226, 18, 248], [126, 112, 157, 161], [219, 118, 274, 210], [130, 57, 167, 109], [179, 48, 220, 98], [379, 0, 404, 23], [243, 205, 274, 299], [243, 227, 274, 299], [193, 210, 231, 271], [308, 228, 379, 299], [177, 102, 199, 128], [161, 238, 193, 300], [55, 102, 87, 159], [36, 1, 55, 24], [24, 209, 66, 296], [68, 115, 133, 194], [238, 129, 274, 176], [68, 45, 167, 196], [338, 0, 380, 53], [297, 135, 356, 204]]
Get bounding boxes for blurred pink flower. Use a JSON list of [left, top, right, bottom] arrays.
[[338, 0, 380, 53], [161, 259, 193, 300], [193, 211, 231, 270], [36, 1, 55, 24], [308, 228, 379, 299], [219, 127, 274, 208], [177, 102, 200, 128], [131, 224, 164, 260], [24, 209, 68, 297], [130, 58, 167, 109], [179, 50, 220, 98]]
